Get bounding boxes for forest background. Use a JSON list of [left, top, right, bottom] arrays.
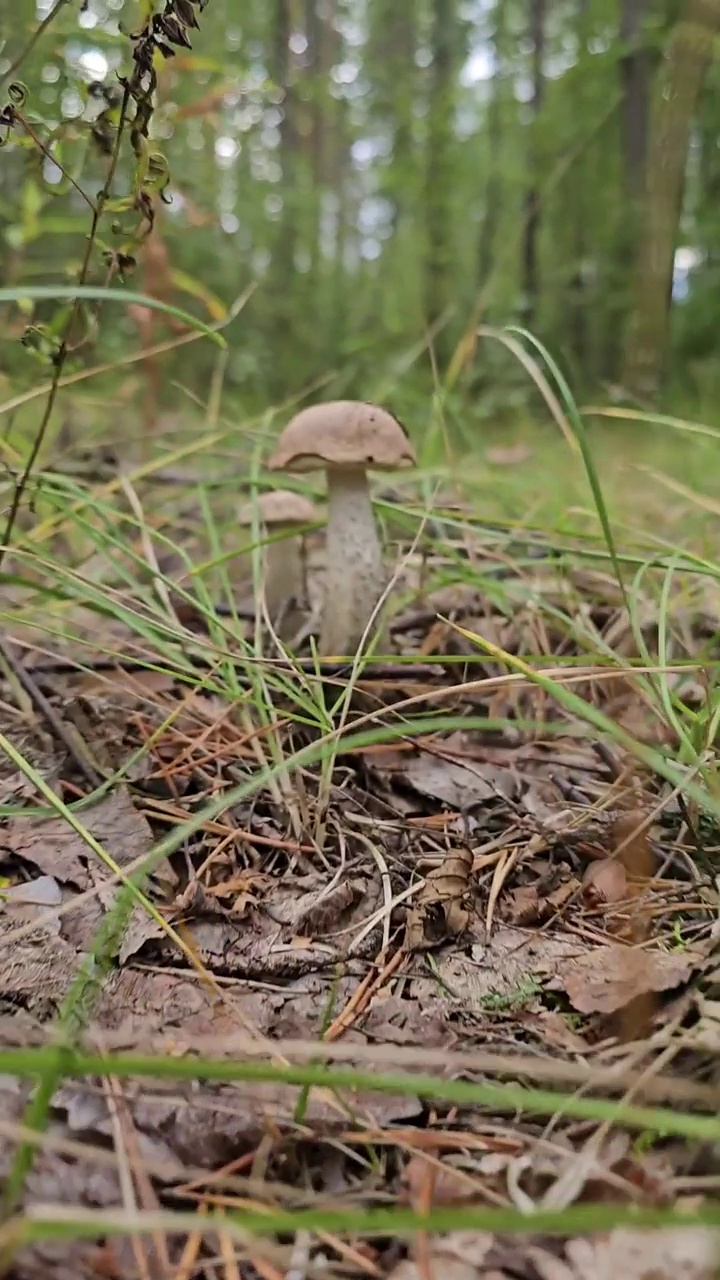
[[2, 0, 717, 459]]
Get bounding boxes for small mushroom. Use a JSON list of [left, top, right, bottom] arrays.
[[237, 489, 318, 640], [267, 401, 416, 655]]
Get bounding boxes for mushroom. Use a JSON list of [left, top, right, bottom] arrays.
[[237, 489, 318, 640], [267, 401, 416, 655]]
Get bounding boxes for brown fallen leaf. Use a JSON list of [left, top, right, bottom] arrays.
[[3, 788, 164, 894], [555, 944, 697, 1015], [380, 751, 516, 809], [505, 878, 580, 926], [0, 876, 63, 943], [0, 932, 81, 1017], [523, 1009, 590, 1055]]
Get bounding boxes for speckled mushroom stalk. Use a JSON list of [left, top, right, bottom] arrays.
[[321, 464, 387, 656]]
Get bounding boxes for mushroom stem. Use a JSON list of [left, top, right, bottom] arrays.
[[263, 536, 306, 617], [320, 467, 387, 655]]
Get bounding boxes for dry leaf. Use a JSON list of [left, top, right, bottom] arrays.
[[412, 927, 582, 1007], [4, 789, 158, 892], [565, 1226, 720, 1279], [389, 752, 514, 808], [505, 884, 542, 925], [506, 879, 580, 926], [402, 1155, 476, 1206], [524, 1009, 590, 1055], [405, 846, 473, 951], [556, 944, 697, 1015], [582, 859, 628, 905], [486, 443, 533, 465], [386, 1232, 495, 1280]]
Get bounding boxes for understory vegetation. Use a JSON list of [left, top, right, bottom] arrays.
[[2, 2, 720, 1279]]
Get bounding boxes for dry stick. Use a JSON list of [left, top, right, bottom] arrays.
[[99, 1069, 157, 1280], [216, 1211, 242, 1280], [0, 78, 132, 571], [324, 948, 406, 1042], [173, 1204, 207, 1280]]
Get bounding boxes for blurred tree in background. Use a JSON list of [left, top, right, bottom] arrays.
[[1, 0, 719, 436]]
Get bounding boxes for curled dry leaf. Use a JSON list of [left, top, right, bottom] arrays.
[[582, 858, 628, 906], [405, 845, 473, 951], [504, 883, 543, 926]]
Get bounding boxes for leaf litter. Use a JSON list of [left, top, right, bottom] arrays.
[[1, 505, 720, 1278]]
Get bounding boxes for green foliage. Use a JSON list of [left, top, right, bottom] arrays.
[[0, 1, 718, 422]]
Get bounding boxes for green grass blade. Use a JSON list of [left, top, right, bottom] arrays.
[[0, 286, 225, 345]]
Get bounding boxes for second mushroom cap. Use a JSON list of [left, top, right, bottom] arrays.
[[237, 489, 318, 527]]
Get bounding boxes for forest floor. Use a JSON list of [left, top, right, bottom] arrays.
[[2, 398, 720, 1279]]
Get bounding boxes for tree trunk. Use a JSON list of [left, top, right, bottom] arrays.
[[698, 77, 720, 267], [268, 0, 299, 349], [424, 0, 456, 357], [620, 0, 652, 200], [305, 0, 338, 278], [568, 0, 591, 375], [477, 0, 507, 291], [366, 1, 418, 236], [602, 0, 654, 379], [521, 0, 547, 327], [623, 0, 720, 397]]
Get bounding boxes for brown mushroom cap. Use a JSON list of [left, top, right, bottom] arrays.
[[267, 401, 416, 474], [237, 489, 318, 526]]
